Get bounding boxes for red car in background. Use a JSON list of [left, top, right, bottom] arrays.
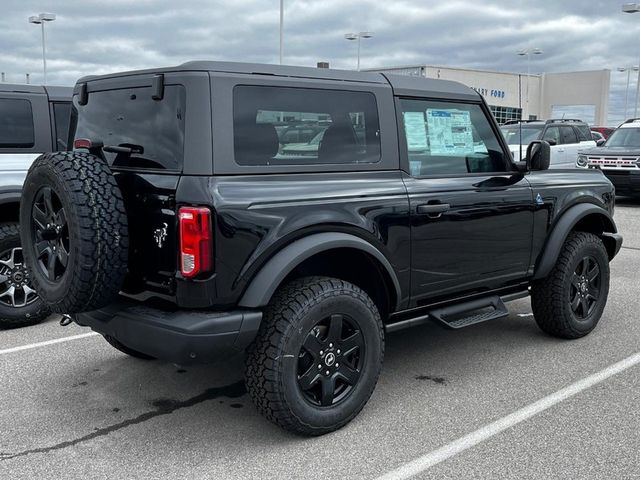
[[591, 126, 615, 139]]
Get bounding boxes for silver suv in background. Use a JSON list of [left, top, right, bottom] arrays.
[[501, 119, 596, 167], [0, 83, 72, 328]]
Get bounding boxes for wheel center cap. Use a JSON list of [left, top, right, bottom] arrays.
[[12, 271, 24, 283], [580, 282, 588, 293], [324, 352, 336, 367], [41, 227, 59, 241]]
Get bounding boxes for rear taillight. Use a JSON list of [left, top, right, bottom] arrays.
[[179, 207, 212, 278]]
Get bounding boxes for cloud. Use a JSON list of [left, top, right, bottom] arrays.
[[1, 0, 639, 123]]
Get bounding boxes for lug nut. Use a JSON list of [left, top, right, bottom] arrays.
[[325, 370, 330, 375], [318, 364, 322, 369], [337, 349, 341, 354], [329, 343, 333, 348], [335, 363, 339, 368], [319, 350, 324, 356]]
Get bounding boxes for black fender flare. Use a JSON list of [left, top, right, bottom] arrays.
[[533, 203, 618, 280], [238, 232, 402, 309]]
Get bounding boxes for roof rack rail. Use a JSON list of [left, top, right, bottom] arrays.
[[545, 118, 584, 124], [622, 117, 640, 124], [502, 119, 541, 125]]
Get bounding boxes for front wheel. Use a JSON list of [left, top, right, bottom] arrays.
[[245, 276, 384, 436], [531, 231, 610, 339]]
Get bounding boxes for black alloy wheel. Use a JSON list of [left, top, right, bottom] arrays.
[[570, 255, 601, 320], [297, 313, 365, 407], [245, 276, 384, 436], [0, 246, 38, 308], [31, 186, 70, 282], [531, 231, 610, 339]]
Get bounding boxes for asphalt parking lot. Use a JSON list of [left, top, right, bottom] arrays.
[[1, 199, 639, 480]]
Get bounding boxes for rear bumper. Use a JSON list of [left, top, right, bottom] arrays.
[[75, 302, 262, 365]]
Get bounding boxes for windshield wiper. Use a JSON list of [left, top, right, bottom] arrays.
[[103, 143, 144, 155]]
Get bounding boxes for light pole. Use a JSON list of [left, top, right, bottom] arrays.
[[28, 13, 56, 85], [623, 3, 640, 117], [279, 0, 284, 65], [516, 48, 543, 120], [344, 32, 373, 71], [618, 66, 639, 120]]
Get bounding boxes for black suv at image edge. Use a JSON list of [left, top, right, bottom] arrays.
[[19, 62, 622, 435]]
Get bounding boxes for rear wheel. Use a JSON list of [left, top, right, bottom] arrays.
[[531, 231, 610, 339], [245, 276, 384, 436]]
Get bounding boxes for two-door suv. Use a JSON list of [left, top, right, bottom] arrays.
[[19, 62, 622, 435]]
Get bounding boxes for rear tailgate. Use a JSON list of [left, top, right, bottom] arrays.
[[69, 74, 198, 298]]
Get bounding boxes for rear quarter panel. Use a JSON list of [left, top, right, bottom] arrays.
[[176, 172, 411, 308]]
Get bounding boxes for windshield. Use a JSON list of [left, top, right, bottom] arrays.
[[500, 126, 542, 145], [605, 127, 640, 148]]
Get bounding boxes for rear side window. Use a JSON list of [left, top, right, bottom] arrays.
[[574, 124, 592, 142], [0, 98, 34, 148], [71, 85, 186, 171], [560, 126, 578, 145], [233, 85, 381, 166], [53, 102, 71, 150]]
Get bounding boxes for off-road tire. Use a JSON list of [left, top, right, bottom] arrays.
[[531, 231, 610, 339], [245, 276, 384, 436], [20, 152, 128, 314], [103, 335, 155, 360], [0, 223, 50, 328]]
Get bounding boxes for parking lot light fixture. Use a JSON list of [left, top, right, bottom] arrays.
[[623, 3, 640, 116], [28, 13, 56, 85], [516, 48, 543, 120], [618, 66, 640, 120], [344, 32, 374, 71]]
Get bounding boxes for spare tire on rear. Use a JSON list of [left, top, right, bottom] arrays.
[[20, 151, 129, 314]]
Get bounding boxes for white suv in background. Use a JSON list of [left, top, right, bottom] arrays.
[[500, 119, 596, 167]]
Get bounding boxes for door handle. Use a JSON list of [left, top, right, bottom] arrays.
[[417, 203, 450, 218]]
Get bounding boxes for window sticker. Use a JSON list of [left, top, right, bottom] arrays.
[[403, 111, 428, 151], [426, 109, 474, 156]]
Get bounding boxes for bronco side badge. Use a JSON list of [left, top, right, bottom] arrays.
[[536, 193, 544, 205]]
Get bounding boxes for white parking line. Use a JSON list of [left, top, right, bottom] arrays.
[[0, 332, 99, 356], [376, 352, 640, 480]]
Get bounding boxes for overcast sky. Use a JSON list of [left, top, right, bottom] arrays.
[[1, 0, 639, 123]]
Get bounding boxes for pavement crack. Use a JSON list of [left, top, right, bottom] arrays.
[[0, 381, 246, 461], [621, 246, 640, 252]]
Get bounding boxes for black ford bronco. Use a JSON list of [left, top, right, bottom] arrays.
[[19, 62, 622, 436]]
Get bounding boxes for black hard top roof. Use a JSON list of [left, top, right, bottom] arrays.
[[77, 61, 480, 101], [0, 83, 73, 101]]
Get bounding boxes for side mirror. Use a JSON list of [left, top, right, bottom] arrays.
[[596, 139, 606, 147], [526, 140, 551, 171]]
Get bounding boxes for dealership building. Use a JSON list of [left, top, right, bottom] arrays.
[[365, 65, 610, 125]]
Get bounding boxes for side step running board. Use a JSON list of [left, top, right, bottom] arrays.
[[428, 296, 509, 329]]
